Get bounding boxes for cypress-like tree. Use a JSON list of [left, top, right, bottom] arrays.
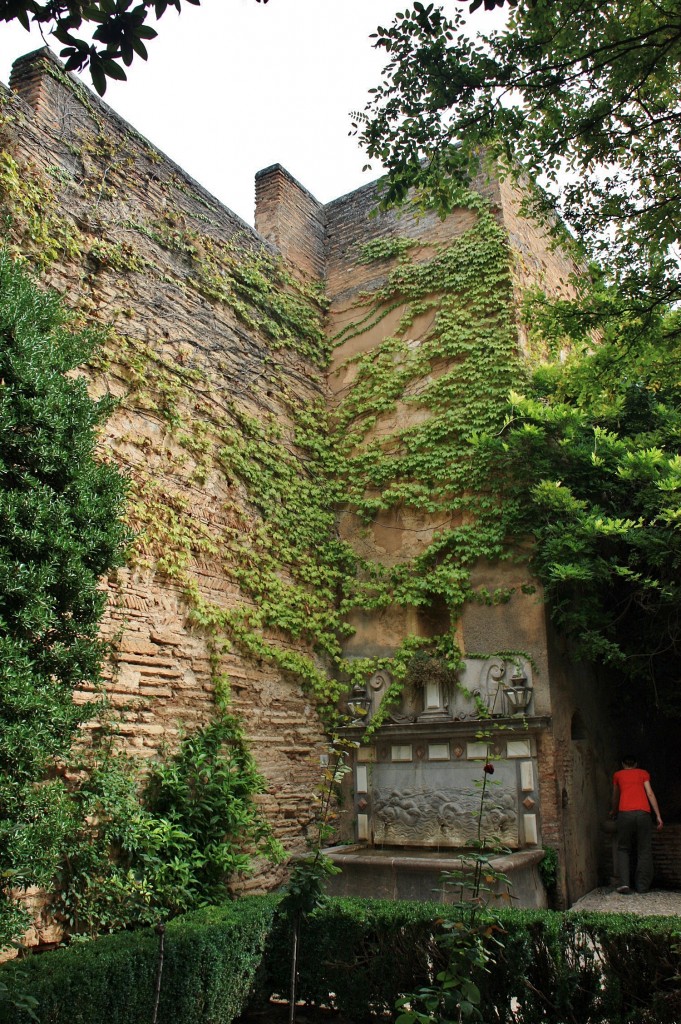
[[0, 252, 128, 945]]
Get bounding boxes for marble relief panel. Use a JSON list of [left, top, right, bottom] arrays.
[[370, 762, 519, 848]]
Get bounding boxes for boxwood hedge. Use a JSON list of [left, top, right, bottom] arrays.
[[0, 895, 278, 1024], [3, 895, 681, 1024]]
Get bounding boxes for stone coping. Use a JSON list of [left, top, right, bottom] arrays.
[[321, 844, 544, 875], [340, 716, 552, 741]]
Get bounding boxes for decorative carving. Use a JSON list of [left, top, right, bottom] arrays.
[[372, 785, 518, 847], [523, 797, 536, 810], [364, 658, 534, 726], [368, 670, 391, 691], [388, 708, 418, 725], [417, 677, 451, 722], [445, 657, 534, 721], [483, 659, 507, 716], [454, 745, 464, 759], [368, 669, 419, 724]]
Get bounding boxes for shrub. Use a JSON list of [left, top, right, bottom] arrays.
[[5, 894, 681, 1024], [0, 895, 278, 1024], [259, 896, 442, 1020], [252, 899, 681, 1024], [0, 250, 128, 947]]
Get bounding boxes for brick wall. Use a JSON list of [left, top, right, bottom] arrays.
[[1, 48, 329, 900], [255, 163, 326, 280]]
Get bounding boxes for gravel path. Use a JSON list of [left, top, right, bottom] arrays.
[[570, 886, 681, 916]]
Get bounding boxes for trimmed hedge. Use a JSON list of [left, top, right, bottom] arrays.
[[3, 895, 681, 1023], [258, 896, 439, 1020], [253, 899, 681, 1024], [0, 895, 278, 1024]]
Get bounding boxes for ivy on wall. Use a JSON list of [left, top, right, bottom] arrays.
[[328, 206, 525, 723], [0, 65, 534, 941], [0, 99, 526, 725]]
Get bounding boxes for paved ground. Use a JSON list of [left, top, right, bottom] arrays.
[[570, 885, 681, 916]]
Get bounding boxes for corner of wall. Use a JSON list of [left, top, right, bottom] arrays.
[[255, 164, 326, 281], [497, 174, 580, 302], [8, 47, 68, 126]]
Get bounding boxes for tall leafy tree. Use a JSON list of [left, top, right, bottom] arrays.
[[0, 251, 128, 945], [476, 291, 681, 716], [358, 0, 681, 310]]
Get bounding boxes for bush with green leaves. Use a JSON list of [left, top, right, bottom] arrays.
[[0, 895, 278, 1024], [0, 250, 128, 947], [473, 294, 681, 718], [48, 709, 284, 938], [5, 895, 681, 1024], [253, 899, 681, 1024]]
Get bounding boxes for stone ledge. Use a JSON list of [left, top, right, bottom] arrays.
[[320, 845, 547, 908]]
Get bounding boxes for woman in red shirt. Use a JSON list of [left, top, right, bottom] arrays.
[[610, 756, 663, 894]]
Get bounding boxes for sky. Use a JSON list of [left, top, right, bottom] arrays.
[[0, 1, 501, 226]]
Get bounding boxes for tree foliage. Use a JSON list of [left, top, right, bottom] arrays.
[[0, 255, 282, 947], [0, 1, 205, 94], [358, 0, 681, 309], [476, 292, 681, 715], [0, 251, 128, 944]]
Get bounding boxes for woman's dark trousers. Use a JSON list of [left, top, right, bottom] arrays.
[[617, 811, 653, 893]]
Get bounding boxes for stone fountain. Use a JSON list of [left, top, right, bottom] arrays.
[[325, 657, 550, 906]]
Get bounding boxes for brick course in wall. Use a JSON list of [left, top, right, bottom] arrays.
[[255, 163, 326, 280]]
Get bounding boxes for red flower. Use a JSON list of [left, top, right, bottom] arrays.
[[483, 763, 495, 774]]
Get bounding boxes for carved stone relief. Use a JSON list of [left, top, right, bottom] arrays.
[[361, 659, 533, 727], [369, 763, 520, 848], [447, 658, 533, 720]]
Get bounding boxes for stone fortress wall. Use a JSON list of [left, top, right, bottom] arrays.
[[233, 160, 616, 906], [0, 50, 331, 905], [0, 48, 634, 915]]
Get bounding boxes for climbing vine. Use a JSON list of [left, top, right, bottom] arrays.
[[327, 204, 525, 723], [113, 198, 524, 728], [0, 110, 527, 730], [0, 60, 538, 943], [0, 151, 82, 269]]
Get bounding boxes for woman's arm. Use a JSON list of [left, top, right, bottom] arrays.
[[644, 780, 663, 829]]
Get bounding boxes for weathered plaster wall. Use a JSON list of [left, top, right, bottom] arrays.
[[0, 49, 329, 907], [316, 165, 606, 906]]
